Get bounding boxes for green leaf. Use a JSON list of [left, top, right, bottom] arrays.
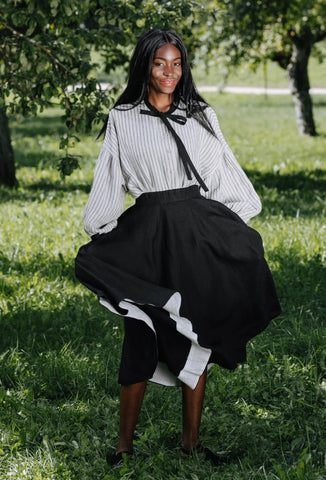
[[11, 12, 25, 27], [98, 16, 107, 27], [19, 52, 29, 68], [56, 154, 81, 178], [43, 85, 55, 100], [136, 18, 146, 28], [27, 0, 35, 14], [64, 5, 73, 16], [26, 19, 37, 36]]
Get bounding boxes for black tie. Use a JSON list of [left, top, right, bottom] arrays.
[[140, 103, 209, 192]]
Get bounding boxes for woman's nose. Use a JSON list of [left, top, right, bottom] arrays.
[[163, 64, 173, 75]]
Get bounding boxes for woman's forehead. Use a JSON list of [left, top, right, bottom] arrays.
[[154, 43, 181, 59]]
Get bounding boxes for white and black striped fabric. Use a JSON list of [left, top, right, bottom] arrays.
[[82, 101, 262, 237]]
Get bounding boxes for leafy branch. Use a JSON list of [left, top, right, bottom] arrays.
[[0, 21, 70, 73]]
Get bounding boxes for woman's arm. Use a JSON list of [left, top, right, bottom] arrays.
[[83, 112, 126, 237], [202, 107, 261, 223]]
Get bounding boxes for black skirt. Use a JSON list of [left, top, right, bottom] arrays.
[[75, 186, 281, 389]]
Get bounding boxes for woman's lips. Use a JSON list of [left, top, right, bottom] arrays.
[[160, 80, 176, 86]]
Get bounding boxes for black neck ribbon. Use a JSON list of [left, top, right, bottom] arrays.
[[140, 102, 209, 192]]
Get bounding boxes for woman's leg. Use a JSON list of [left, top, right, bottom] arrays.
[[116, 317, 157, 454], [116, 380, 147, 453], [181, 369, 207, 451]]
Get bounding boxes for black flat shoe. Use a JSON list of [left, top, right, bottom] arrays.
[[106, 450, 133, 467], [180, 444, 230, 466]]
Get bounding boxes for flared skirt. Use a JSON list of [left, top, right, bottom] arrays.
[[75, 186, 281, 389]]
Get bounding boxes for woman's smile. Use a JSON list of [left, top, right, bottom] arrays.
[[160, 79, 177, 86]]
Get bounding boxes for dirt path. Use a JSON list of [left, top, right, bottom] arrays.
[[198, 85, 326, 95], [69, 83, 326, 95]]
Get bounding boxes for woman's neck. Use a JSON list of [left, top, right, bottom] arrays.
[[147, 92, 173, 112]]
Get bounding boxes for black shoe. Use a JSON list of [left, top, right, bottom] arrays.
[[180, 444, 230, 466], [106, 450, 133, 467]]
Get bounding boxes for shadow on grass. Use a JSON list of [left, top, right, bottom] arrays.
[[11, 113, 99, 138], [250, 169, 326, 192], [313, 100, 326, 108], [0, 250, 78, 291], [14, 150, 62, 169], [11, 115, 66, 137], [264, 252, 325, 365], [0, 291, 122, 402], [248, 169, 326, 217], [0, 180, 90, 204]]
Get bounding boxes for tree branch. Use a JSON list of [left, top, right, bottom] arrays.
[[0, 21, 70, 73]]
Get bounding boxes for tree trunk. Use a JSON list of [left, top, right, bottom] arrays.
[[0, 107, 18, 187], [287, 40, 316, 136]]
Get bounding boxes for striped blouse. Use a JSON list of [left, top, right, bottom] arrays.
[[83, 100, 262, 237]]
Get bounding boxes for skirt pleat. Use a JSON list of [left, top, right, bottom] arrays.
[[75, 186, 281, 389]]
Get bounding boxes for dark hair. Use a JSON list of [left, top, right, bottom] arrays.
[[100, 29, 216, 137]]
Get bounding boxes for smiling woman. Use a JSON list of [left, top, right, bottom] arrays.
[[149, 43, 182, 111], [74, 28, 281, 468]]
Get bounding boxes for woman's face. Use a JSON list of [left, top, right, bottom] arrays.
[[149, 43, 182, 96]]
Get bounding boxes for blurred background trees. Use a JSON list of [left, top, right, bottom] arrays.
[[1, 0, 325, 187], [200, 0, 326, 136]]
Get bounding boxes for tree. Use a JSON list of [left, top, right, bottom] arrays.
[[0, 103, 16, 187], [0, 0, 200, 187], [0, 0, 102, 187], [200, 0, 326, 136]]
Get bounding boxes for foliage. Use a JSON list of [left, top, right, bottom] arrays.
[[198, 0, 326, 68], [192, 45, 326, 88], [195, 1, 326, 136], [0, 0, 201, 179], [0, 95, 325, 479]]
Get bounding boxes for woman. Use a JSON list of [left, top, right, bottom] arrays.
[[75, 29, 281, 466]]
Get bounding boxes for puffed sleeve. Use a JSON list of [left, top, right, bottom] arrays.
[[202, 107, 262, 223], [83, 111, 126, 237]]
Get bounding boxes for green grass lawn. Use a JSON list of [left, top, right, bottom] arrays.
[[0, 95, 325, 480]]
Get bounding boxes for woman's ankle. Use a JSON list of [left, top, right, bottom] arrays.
[[116, 440, 133, 454], [181, 437, 199, 452]]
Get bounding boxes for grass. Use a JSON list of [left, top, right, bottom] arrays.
[[0, 94, 326, 480]]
